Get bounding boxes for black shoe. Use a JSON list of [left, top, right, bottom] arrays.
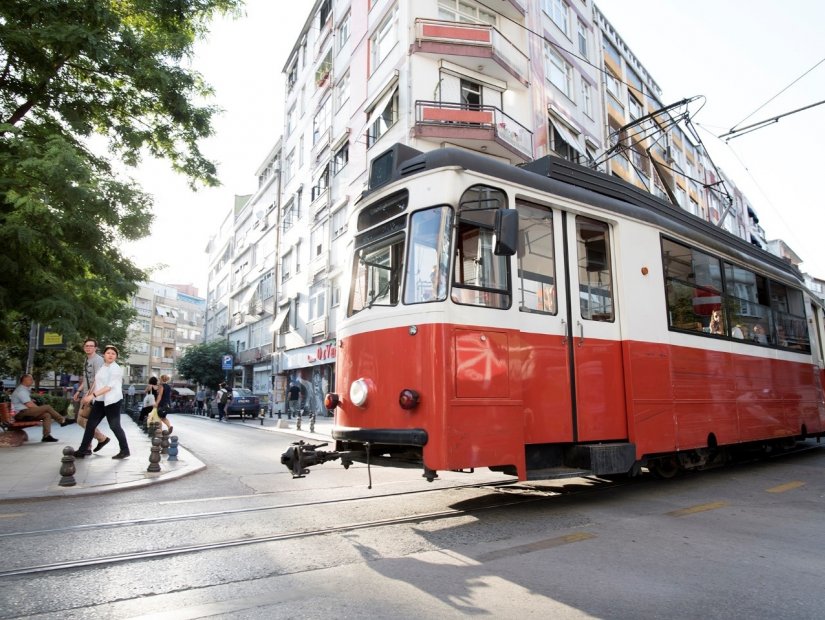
[[73, 447, 90, 457], [112, 452, 130, 459], [60, 418, 75, 427], [41, 435, 59, 443], [93, 437, 111, 453]]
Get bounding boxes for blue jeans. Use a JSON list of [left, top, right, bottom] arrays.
[[78, 400, 129, 454]]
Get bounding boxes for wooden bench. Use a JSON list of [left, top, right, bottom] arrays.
[[0, 402, 42, 446]]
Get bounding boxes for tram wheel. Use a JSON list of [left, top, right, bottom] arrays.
[[650, 456, 681, 479]]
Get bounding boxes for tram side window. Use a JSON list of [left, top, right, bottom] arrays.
[[576, 216, 613, 321], [516, 201, 556, 314], [662, 238, 723, 334], [348, 233, 405, 315], [724, 262, 772, 343], [452, 185, 510, 309], [403, 207, 453, 304], [770, 282, 810, 351]]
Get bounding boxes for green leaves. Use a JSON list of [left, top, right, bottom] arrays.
[[0, 0, 241, 350], [176, 339, 234, 388]]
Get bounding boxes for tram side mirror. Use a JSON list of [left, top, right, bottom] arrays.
[[493, 210, 518, 256]]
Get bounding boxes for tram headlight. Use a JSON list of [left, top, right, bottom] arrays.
[[399, 389, 420, 410], [350, 378, 370, 407], [324, 393, 340, 410]]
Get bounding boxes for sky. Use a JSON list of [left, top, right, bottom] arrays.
[[125, 0, 825, 295]]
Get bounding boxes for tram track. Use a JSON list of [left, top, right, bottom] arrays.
[[1, 443, 819, 579], [0, 479, 516, 541], [0, 484, 563, 578]]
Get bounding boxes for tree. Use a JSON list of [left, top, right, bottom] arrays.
[[176, 340, 234, 388], [0, 0, 242, 344]]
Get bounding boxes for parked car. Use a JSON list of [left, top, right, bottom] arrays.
[[224, 388, 260, 418]]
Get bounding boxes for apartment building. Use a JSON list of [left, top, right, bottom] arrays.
[[192, 0, 821, 416], [204, 145, 281, 406], [123, 282, 205, 386]]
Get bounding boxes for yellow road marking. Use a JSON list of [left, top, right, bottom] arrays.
[[667, 501, 728, 517], [0, 513, 27, 520], [479, 531, 596, 562], [766, 481, 805, 493]]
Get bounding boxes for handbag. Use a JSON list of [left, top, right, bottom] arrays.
[[147, 407, 161, 425]]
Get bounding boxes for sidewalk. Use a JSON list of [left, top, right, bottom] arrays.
[[0, 416, 205, 501], [0, 411, 335, 502]]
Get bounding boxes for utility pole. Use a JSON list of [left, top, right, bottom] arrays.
[[25, 322, 38, 375]]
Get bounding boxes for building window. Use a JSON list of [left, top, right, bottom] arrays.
[[577, 19, 588, 58], [367, 87, 399, 147], [605, 67, 622, 102], [370, 5, 398, 72], [316, 49, 332, 88], [337, 11, 350, 51], [437, 0, 495, 25], [628, 94, 643, 120], [331, 279, 340, 307], [581, 80, 592, 117], [318, 0, 331, 28], [283, 149, 295, 184], [259, 272, 273, 299], [544, 43, 572, 98], [282, 200, 295, 233], [333, 141, 349, 174], [281, 251, 292, 282], [309, 281, 326, 321], [336, 71, 350, 106], [543, 0, 568, 35], [332, 206, 347, 238], [460, 78, 482, 110], [311, 164, 330, 202], [313, 97, 331, 144], [286, 103, 296, 135], [311, 223, 327, 258]]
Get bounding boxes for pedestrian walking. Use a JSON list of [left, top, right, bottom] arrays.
[[195, 387, 205, 415], [216, 383, 229, 421], [157, 374, 173, 434], [72, 338, 110, 452], [139, 377, 158, 425], [73, 345, 130, 459]]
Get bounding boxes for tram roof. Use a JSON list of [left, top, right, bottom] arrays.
[[370, 143, 803, 287]]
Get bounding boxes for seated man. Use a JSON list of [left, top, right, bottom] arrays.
[[10, 374, 72, 442]]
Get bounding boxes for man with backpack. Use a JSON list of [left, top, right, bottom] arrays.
[[216, 383, 231, 421]]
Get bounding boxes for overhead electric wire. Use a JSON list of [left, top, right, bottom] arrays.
[[718, 99, 825, 141], [727, 56, 825, 132]]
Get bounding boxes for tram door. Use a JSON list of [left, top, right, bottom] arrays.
[[564, 214, 627, 441]]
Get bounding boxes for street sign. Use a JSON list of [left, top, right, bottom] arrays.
[[221, 354, 233, 370]]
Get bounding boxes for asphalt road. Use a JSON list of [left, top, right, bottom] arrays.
[[1, 415, 824, 619]]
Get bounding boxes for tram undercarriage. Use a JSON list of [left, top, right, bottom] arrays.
[[281, 434, 822, 482]]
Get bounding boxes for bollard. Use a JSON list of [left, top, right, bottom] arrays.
[[260, 408, 265, 426], [161, 429, 169, 455], [167, 435, 179, 461], [296, 412, 302, 431], [147, 437, 162, 472], [59, 446, 77, 487], [241, 407, 246, 423], [310, 412, 316, 434]]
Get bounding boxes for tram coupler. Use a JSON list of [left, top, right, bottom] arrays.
[[280, 440, 353, 478]]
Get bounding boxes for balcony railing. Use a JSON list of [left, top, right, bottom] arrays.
[[414, 18, 528, 84], [414, 100, 532, 160]]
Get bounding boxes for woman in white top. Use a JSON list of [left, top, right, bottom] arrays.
[[73, 345, 130, 459]]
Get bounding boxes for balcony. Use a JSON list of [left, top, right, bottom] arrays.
[[413, 19, 528, 86], [413, 100, 532, 163]]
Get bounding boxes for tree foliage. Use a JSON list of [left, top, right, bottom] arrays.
[[175, 339, 234, 388], [0, 0, 242, 345]]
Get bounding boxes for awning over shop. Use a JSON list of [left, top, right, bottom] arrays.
[[270, 310, 289, 333], [173, 387, 195, 397], [549, 117, 584, 157]]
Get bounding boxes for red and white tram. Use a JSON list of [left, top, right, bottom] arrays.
[[284, 144, 825, 481]]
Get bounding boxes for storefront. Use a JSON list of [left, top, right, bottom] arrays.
[[274, 339, 336, 417]]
